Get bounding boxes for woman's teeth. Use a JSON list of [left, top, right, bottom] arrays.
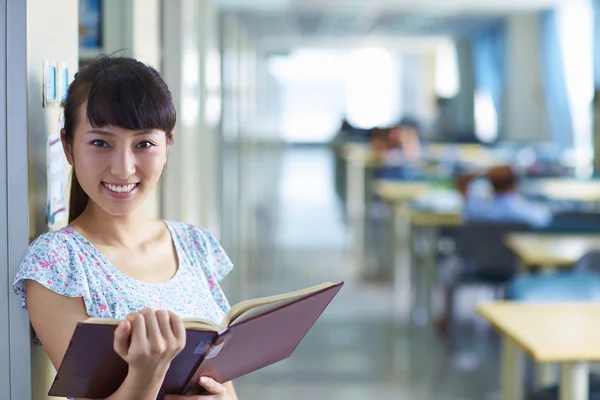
[[103, 183, 137, 193]]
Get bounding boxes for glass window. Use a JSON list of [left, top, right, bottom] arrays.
[[557, 0, 594, 173]]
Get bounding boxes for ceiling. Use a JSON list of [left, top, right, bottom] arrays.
[[215, 0, 568, 50]]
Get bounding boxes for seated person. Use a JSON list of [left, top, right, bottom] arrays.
[[388, 117, 422, 162], [454, 171, 478, 198], [369, 127, 391, 158], [464, 165, 552, 228], [369, 117, 422, 161]]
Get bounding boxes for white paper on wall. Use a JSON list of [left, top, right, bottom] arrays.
[[46, 114, 67, 229]]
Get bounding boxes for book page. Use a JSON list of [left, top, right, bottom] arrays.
[[225, 282, 335, 326], [229, 295, 305, 326], [84, 317, 223, 332]]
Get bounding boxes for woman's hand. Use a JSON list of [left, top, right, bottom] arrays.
[[113, 308, 186, 388], [165, 377, 232, 399]]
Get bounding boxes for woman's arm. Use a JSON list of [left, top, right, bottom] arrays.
[[223, 382, 238, 399], [25, 280, 170, 400]]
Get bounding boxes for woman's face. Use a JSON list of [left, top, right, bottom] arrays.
[[62, 105, 171, 217]]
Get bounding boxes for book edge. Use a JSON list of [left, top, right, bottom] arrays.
[[225, 281, 339, 326]]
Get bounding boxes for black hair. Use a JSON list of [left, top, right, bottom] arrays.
[[62, 56, 176, 222], [396, 116, 421, 134], [488, 166, 519, 194]]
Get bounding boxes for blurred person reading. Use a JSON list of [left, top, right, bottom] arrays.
[[464, 164, 552, 228]]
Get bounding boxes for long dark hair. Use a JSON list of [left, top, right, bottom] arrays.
[[62, 56, 176, 223]]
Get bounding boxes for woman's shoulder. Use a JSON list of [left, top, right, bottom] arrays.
[[23, 227, 83, 261], [165, 220, 233, 282], [13, 227, 91, 309], [164, 220, 220, 249]]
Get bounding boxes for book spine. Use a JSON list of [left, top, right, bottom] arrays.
[[180, 330, 230, 395]]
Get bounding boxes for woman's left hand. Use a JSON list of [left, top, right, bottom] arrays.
[[165, 377, 231, 399]]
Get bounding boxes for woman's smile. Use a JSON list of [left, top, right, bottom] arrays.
[[101, 182, 140, 199]]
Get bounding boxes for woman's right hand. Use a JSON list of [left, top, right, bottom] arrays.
[[113, 308, 186, 385]]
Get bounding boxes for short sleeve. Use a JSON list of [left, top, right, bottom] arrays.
[[12, 231, 91, 310], [179, 223, 234, 314], [193, 227, 233, 283]]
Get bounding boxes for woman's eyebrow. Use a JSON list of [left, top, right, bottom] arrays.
[[85, 129, 157, 136], [85, 129, 114, 136]]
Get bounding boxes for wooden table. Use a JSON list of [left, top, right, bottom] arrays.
[[505, 233, 600, 268], [478, 302, 600, 400], [339, 143, 383, 276], [410, 209, 462, 227], [341, 143, 382, 218], [524, 179, 600, 202], [425, 143, 503, 167], [373, 182, 459, 326], [372, 180, 434, 203], [372, 181, 435, 326]]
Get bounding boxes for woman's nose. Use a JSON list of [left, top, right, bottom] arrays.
[[110, 148, 136, 179]]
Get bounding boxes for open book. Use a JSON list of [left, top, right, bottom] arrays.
[[48, 281, 344, 399]]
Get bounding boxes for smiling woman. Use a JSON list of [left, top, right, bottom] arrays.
[[12, 56, 238, 400], [61, 57, 176, 223]]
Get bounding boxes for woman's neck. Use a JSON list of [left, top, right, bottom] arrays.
[[73, 204, 158, 248]]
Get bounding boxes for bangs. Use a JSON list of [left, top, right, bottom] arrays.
[[85, 63, 176, 133]]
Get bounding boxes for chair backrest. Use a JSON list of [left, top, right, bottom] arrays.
[[457, 221, 531, 275], [574, 250, 600, 274], [549, 211, 600, 233]]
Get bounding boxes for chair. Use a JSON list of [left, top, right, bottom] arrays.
[[506, 270, 600, 302], [546, 211, 600, 233], [440, 221, 531, 331], [455, 221, 531, 283], [574, 250, 600, 274]]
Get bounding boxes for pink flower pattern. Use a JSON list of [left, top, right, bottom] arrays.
[[12, 221, 233, 325]]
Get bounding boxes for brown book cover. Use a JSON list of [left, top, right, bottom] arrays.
[[48, 281, 344, 399]]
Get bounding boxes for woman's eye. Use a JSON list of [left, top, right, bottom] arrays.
[[91, 139, 109, 148], [136, 141, 155, 149]]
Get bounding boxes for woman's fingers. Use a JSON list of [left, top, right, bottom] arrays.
[[169, 310, 186, 350], [112, 320, 131, 359], [198, 376, 226, 394], [163, 378, 225, 399], [156, 309, 174, 340], [127, 312, 148, 349]]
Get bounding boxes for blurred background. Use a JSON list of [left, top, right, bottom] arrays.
[[5, 0, 600, 399]]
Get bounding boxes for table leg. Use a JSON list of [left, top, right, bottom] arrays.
[[346, 161, 365, 219], [392, 205, 411, 327], [501, 337, 524, 400], [559, 362, 589, 400], [410, 226, 436, 326], [409, 224, 426, 325], [425, 226, 438, 326], [346, 161, 366, 276], [539, 264, 557, 275], [536, 363, 557, 388]]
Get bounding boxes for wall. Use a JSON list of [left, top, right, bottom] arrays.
[[503, 13, 552, 142], [401, 53, 437, 138], [3, 1, 32, 399], [25, 1, 79, 398]]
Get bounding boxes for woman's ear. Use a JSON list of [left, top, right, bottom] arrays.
[[60, 129, 74, 166], [168, 130, 175, 147]]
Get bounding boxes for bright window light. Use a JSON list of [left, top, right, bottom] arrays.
[[267, 47, 402, 142], [344, 48, 399, 129], [435, 39, 460, 98], [557, 0, 594, 173], [474, 90, 499, 143]]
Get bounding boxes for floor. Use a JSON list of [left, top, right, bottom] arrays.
[[231, 145, 504, 400]]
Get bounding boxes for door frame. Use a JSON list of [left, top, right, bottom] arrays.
[[2, 0, 33, 399]]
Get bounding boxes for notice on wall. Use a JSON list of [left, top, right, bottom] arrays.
[[46, 114, 67, 229]]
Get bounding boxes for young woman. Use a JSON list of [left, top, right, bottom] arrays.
[[12, 57, 238, 399]]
